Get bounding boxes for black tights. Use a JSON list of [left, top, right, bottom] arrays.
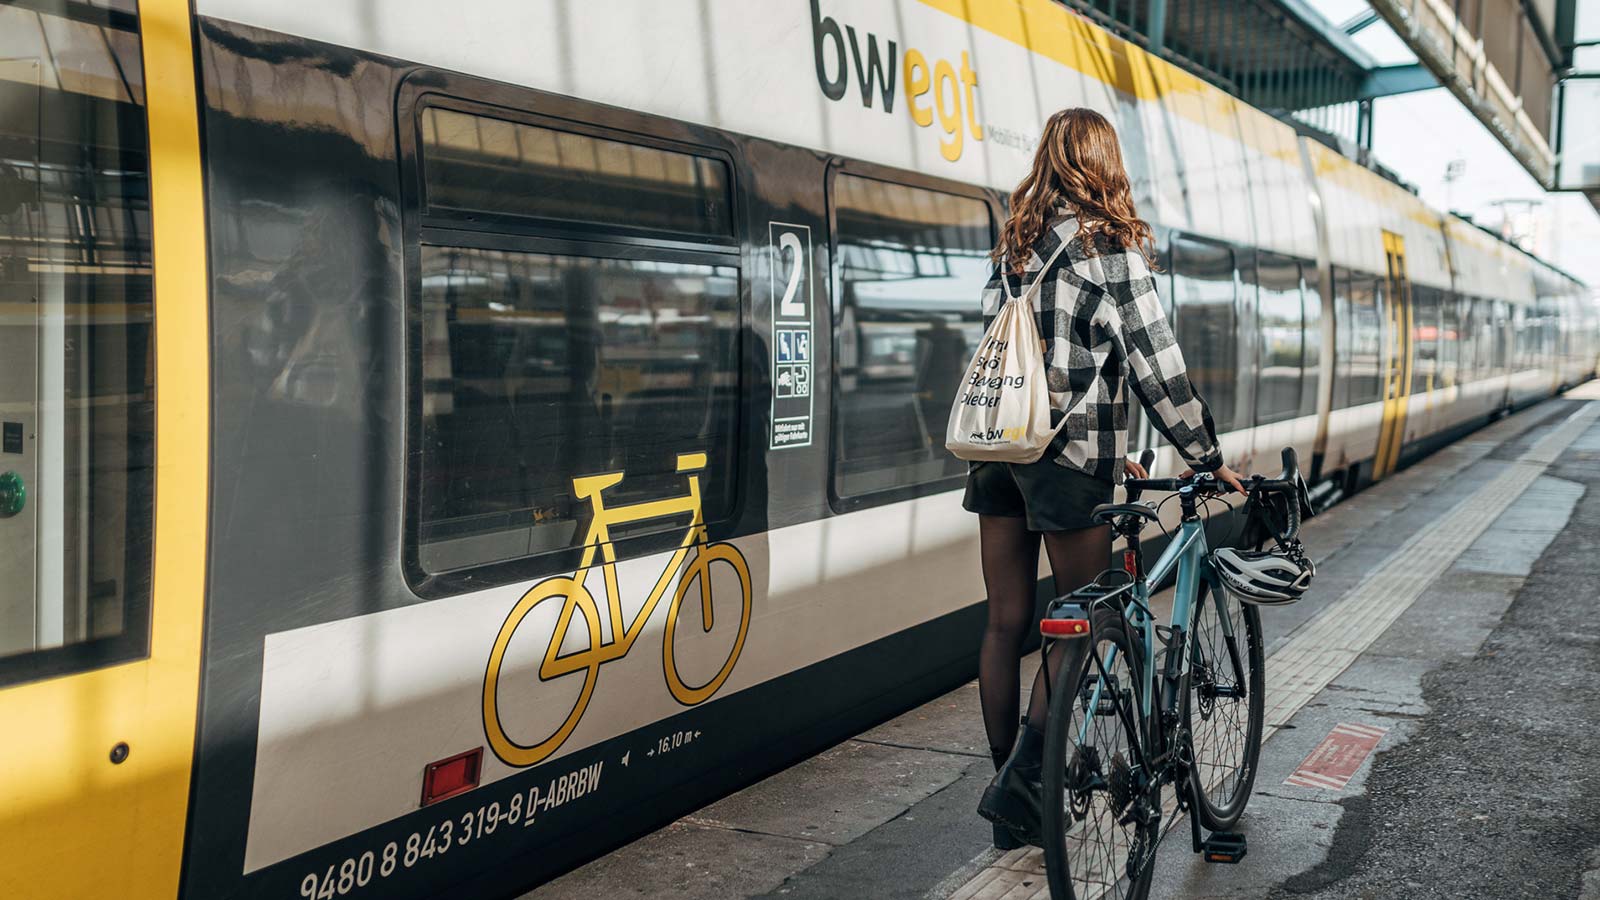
[[978, 515, 1111, 765]]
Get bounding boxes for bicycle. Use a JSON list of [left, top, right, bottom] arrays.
[[1034, 447, 1310, 899], [482, 451, 753, 768]]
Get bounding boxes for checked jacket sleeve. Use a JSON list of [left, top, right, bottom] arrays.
[[1095, 247, 1224, 473]]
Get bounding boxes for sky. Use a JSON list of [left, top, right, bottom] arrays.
[[1307, 0, 1600, 286]]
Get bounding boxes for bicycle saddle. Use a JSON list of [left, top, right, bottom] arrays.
[[1090, 501, 1159, 525]]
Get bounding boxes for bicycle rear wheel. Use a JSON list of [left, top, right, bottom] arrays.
[[1041, 607, 1156, 900], [1184, 578, 1265, 831]]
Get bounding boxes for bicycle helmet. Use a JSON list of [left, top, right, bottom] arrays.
[[1212, 546, 1315, 606]]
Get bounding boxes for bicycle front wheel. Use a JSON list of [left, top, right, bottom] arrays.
[[1184, 578, 1265, 831], [663, 542, 752, 705], [1041, 607, 1156, 900]]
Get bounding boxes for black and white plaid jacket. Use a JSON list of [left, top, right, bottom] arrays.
[[983, 212, 1224, 483]]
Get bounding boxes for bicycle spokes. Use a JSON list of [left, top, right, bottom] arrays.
[[1062, 640, 1148, 899]]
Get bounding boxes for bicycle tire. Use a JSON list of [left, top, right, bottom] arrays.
[[1041, 607, 1156, 900], [663, 542, 752, 705], [1183, 578, 1265, 831], [483, 576, 604, 767]]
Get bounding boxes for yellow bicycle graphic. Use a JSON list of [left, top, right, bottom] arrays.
[[482, 452, 753, 768]]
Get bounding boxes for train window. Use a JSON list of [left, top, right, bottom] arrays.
[[1170, 236, 1237, 432], [1493, 300, 1510, 373], [1331, 268, 1352, 411], [0, 1, 154, 684], [831, 173, 992, 503], [1458, 297, 1478, 379], [416, 246, 740, 574], [1253, 252, 1304, 424], [1299, 263, 1323, 418], [1346, 274, 1383, 406], [1439, 292, 1460, 388], [1411, 286, 1441, 394], [421, 107, 733, 237]]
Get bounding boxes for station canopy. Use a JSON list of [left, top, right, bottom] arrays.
[[1058, 0, 1598, 210]]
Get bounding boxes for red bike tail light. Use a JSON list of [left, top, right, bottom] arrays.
[[1040, 618, 1090, 637], [1123, 549, 1138, 576], [422, 747, 483, 806]]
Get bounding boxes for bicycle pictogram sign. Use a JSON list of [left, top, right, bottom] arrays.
[[482, 453, 752, 768]]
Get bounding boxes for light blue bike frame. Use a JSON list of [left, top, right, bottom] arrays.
[[1077, 516, 1230, 743]]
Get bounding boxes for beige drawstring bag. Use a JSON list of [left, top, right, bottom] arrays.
[[945, 241, 1071, 462]]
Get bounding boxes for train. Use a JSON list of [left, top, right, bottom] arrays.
[[0, 0, 1594, 898]]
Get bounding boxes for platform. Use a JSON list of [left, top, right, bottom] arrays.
[[529, 384, 1600, 900]]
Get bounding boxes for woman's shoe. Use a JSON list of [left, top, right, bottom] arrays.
[[991, 821, 1023, 850], [977, 722, 1045, 846]]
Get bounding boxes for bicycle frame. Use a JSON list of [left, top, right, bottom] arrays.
[[552, 451, 713, 671], [1075, 514, 1232, 752], [482, 451, 752, 767]]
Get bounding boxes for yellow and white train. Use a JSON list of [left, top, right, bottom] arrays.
[[0, 1, 1593, 898]]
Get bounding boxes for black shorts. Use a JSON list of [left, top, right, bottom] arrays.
[[962, 458, 1115, 533]]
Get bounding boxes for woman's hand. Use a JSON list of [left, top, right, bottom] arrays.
[[1124, 457, 1148, 480], [1178, 463, 1249, 495]]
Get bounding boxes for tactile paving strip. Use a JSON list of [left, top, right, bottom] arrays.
[[941, 400, 1600, 900]]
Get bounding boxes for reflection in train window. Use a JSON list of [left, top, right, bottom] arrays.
[[1170, 236, 1236, 432], [1512, 304, 1532, 371], [421, 107, 733, 237], [1457, 296, 1478, 379], [1299, 264, 1323, 417], [0, 0, 154, 682], [1411, 285, 1441, 394], [831, 174, 992, 502], [1331, 268, 1352, 411], [1491, 300, 1510, 373], [1439, 290, 1460, 388], [416, 247, 739, 574], [1253, 252, 1303, 424], [1345, 274, 1383, 406]]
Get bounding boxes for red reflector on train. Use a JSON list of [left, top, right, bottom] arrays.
[[1039, 618, 1089, 637], [422, 747, 483, 806]]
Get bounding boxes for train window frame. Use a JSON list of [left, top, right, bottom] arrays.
[[1250, 250, 1307, 427], [823, 158, 1001, 515], [1298, 260, 1324, 419], [395, 76, 750, 600], [1167, 232, 1239, 433], [0, 1, 156, 687]]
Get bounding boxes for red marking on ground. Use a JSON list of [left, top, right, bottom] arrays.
[[1283, 722, 1388, 790]]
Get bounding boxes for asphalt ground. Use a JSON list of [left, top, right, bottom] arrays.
[[529, 388, 1600, 900], [1269, 409, 1600, 900]]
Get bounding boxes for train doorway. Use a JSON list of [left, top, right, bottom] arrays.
[[0, 1, 209, 897], [1375, 230, 1414, 478]]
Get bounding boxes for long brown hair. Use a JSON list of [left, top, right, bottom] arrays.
[[993, 108, 1155, 276]]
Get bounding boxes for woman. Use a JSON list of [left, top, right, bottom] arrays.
[[965, 108, 1246, 848]]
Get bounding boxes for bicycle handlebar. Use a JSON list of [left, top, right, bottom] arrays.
[[1124, 447, 1305, 539]]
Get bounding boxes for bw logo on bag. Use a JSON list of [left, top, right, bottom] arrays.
[[945, 242, 1072, 463]]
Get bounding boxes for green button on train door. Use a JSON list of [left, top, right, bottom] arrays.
[[0, 1, 209, 898]]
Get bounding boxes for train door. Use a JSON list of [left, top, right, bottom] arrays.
[[1374, 230, 1413, 479], [0, 1, 209, 897]]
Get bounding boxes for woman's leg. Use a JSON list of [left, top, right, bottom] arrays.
[[977, 513, 1041, 767], [1024, 524, 1112, 725]]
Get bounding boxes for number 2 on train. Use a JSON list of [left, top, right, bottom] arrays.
[[777, 230, 806, 318], [481, 453, 753, 767]]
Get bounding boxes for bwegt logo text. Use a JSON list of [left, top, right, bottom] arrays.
[[809, 0, 984, 161]]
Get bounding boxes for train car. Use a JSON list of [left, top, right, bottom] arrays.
[[1, 1, 1594, 899]]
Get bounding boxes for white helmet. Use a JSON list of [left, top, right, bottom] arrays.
[[1211, 546, 1314, 606]]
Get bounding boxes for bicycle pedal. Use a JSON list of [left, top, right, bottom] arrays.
[[1199, 831, 1247, 864]]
